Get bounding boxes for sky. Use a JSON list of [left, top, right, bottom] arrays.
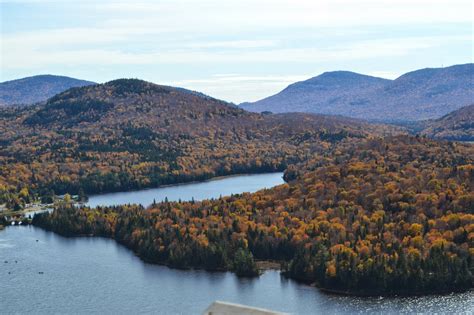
[[0, 0, 472, 103]]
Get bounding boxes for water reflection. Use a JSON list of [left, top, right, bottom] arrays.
[[86, 172, 284, 207]]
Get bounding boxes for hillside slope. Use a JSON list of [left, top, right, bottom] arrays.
[[419, 104, 474, 141], [241, 64, 474, 121], [0, 79, 398, 206], [0, 75, 95, 106]]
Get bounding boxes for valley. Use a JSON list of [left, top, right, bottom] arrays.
[[0, 78, 397, 210], [1, 69, 472, 304], [2, 1, 473, 312]]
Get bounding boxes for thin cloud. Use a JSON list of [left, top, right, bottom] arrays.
[[3, 35, 469, 68]]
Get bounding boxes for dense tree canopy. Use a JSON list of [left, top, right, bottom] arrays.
[[0, 79, 396, 209], [34, 136, 474, 295], [4, 79, 471, 295]]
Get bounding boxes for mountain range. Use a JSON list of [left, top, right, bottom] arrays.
[[1, 63, 472, 124], [0, 75, 95, 106], [241, 64, 474, 122]]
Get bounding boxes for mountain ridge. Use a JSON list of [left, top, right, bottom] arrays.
[[0, 74, 96, 106], [241, 64, 474, 121]]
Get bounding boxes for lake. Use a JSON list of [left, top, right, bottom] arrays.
[[2, 173, 473, 314], [86, 172, 285, 207]]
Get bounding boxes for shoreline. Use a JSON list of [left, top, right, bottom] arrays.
[[314, 285, 474, 298], [0, 203, 52, 219], [255, 260, 281, 271], [21, 224, 474, 298], [85, 171, 285, 201], [0, 172, 284, 216]]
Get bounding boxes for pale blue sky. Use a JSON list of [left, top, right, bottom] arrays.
[[1, 0, 472, 103]]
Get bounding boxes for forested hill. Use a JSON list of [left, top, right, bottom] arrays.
[[241, 64, 474, 122], [241, 71, 389, 116], [419, 104, 474, 141], [34, 136, 474, 294], [0, 79, 399, 208], [0, 75, 95, 106], [23, 78, 243, 128]]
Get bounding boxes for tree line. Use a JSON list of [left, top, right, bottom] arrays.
[[33, 136, 474, 294], [1, 79, 391, 210]]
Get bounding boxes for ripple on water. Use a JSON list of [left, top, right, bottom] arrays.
[[0, 238, 14, 248]]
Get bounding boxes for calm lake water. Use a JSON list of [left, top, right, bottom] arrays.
[[2, 173, 473, 314], [86, 172, 285, 207]]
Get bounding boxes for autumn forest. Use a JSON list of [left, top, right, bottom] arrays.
[[1, 79, 473, 295]]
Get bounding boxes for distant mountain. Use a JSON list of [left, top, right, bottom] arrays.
[[419, 104, 474, 141], [241, 64, 474, 122], [241, 71, 389, 116], [0, 75, 95, 106]]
